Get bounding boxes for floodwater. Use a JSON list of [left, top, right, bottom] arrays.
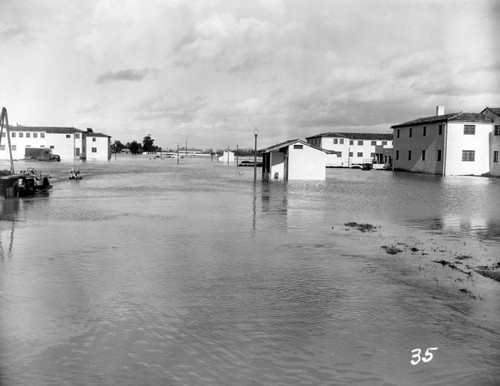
[[1, 156, 499, 386]]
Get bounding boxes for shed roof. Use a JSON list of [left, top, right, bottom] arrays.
[[258, 138, 325, 154], [391, 112, 493, 128], [306, 132, 393, 141]]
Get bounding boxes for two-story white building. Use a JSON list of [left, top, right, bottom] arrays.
[[0, 126, 111, 162], [391, 106, 500, 176], [305, 132, 393, 167]]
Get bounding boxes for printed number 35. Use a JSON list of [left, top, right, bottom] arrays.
[[411, 347, 438, 365]]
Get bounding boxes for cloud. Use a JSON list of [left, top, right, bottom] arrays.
[[96, 68, 160, 84]]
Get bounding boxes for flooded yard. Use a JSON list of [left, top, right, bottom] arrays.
[[1, 156, 499, 385]]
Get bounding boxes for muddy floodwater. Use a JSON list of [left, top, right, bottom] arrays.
[[1, 156, 500, 386]]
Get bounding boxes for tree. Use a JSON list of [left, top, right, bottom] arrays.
[[142, 135, 155, 153], [111, 140, 125, 153], [128, 140, 141, 154]]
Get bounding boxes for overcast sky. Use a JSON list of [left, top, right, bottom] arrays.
[[1, 0, 498, 150]]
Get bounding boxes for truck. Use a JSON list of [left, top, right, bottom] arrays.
[[25, 147, 61, 162]]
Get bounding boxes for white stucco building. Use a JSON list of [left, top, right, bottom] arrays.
[[259, 139, 326, 181], [0, 126, 111, 162], [391, 106, 500, 176], [305, 132, 393, 167]]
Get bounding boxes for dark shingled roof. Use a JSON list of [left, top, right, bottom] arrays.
[[391, 112, 493, 128], [13, 125, 84, 134], [306, 132, 393, 141]]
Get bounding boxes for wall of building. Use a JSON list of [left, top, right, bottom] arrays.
[[0, 129, 49, 160], [46, 132, 83, 161], [392, 123, 445, 174], [85, 136, 111, 161], [444, 122, 491, 176], [287, 144, 326, 180], [268, 151, 285, 180]]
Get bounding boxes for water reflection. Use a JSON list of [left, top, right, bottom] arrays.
[[0, 199, 20, 260]]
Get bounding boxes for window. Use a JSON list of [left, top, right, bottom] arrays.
[[437, 150, 442, 162], [339, 139, 344, 144], [409, 128, 412, 137], [26, 132, 30, 138], [0, 145, 4, 150], [358, 140, 363, 145], [357, 152, 363, 157], [337, 152, 342, 158], [349, 152, 353, 157], [495, 125, 500, 135], [12, 145, 16, 151], [422, 150, 425, 161], [494, 151, 499, 163], [76, 134, 80, 139], [462, 150, 475, 161], [11, 132, 16, 137], [33, 133, 38, 138], [26, 145, 31, 148], [293, 144, 303, 149], [349, 140, 353, 145], [66, 134, 71, 138], [92, 147, 97, 153], [50, 145, 54, 149], [333, 139, 338, 144], [464, 125, 475, 135], [92, 137, 96, 142], [41, 133, 45, 138], [371, 141, 376, 146], [408, 150, 412, 160], [76, 148, 80, 156], [370, 152, 376, 158], [382, 141, 387, 145], [397, 130, 400, 138], [423, 126, 426, 136], [438, 124, 443, 135], [19, 132, 23, 138]]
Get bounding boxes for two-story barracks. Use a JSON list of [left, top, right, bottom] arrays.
[[0, 126, 111, 161]]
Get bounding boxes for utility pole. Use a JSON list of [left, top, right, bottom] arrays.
[[253, 128, 259, 183]]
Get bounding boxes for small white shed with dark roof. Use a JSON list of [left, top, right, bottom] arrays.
[[259, 139, 326, 181]]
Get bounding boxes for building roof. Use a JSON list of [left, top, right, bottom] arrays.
[[391, 112, 493, 128], [258, 138, 325, 154], [13, 125, 83, 134], [482, 107, 500, 117], [86, 132, 111, 138], [306, 132, 393, 141]]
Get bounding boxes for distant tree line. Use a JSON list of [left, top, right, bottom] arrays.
[[111, 135, 256, 156], [111, 135, 161, 154]]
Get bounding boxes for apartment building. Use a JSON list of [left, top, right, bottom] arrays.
[[391, 106, 500, 176], [305, 132, 393, 167]]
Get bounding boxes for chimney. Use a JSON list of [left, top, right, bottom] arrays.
[[436, 106, 445, 116]]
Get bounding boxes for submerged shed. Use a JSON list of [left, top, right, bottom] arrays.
[[259, 139, 326, 181]]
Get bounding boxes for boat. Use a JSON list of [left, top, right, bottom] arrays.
[[0, 107, 53, 198]]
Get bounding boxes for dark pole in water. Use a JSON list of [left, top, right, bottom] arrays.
[[236, 145, 239, 168], [253, 127, 259, 183]]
